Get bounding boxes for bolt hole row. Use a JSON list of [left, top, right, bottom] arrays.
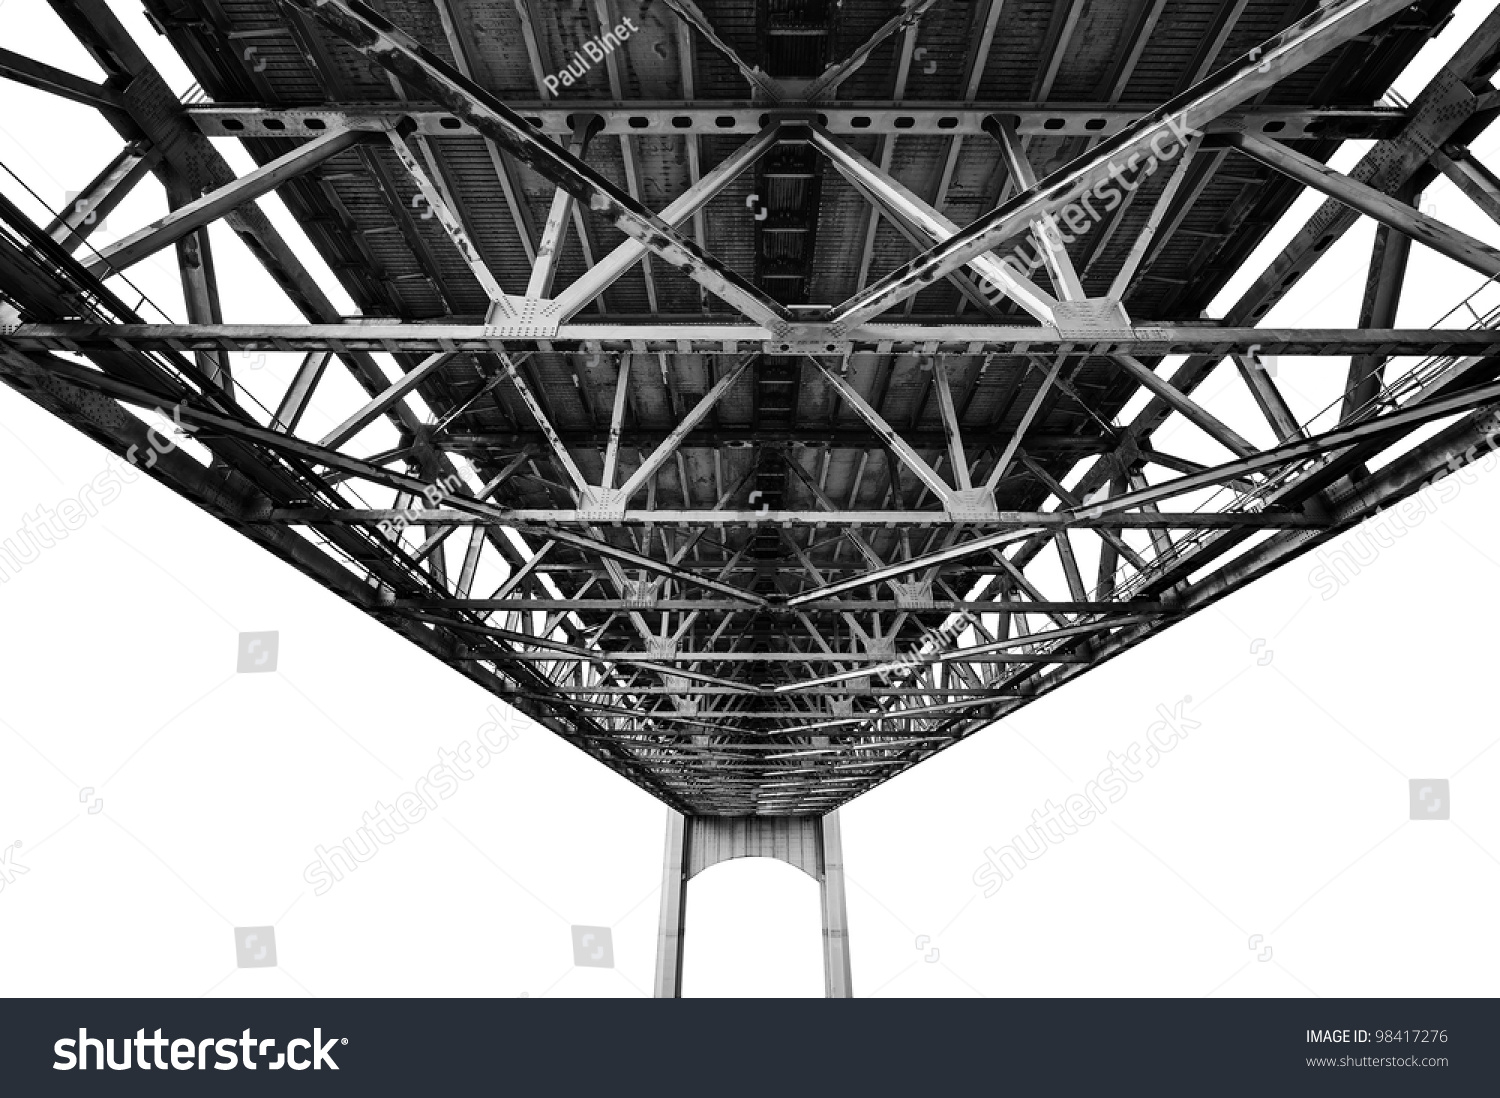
[[217, 114, 1320, 137]]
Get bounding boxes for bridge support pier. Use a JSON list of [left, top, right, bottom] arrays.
[[652, 809, 853, 998]]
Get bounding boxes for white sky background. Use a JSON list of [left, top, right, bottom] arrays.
[[1, 0, 1499, 998]]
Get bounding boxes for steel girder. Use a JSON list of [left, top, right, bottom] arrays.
[[823, 0, 1420, 328], [3, 0, 1500, 815], [12, 323, 1500, 356], [276, 0, 795, 333], [182, 104, 1406, 141]]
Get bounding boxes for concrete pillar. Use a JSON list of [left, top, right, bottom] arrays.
[[819, 810, 854, 998], [652, 809, 689, 998], [651, 809, 853, 997]]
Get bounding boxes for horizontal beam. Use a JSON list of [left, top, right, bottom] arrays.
[[14, 323, 1500, 357], [442, 427, 1112, 454], [525, 562, 1146, 576], [514, 687, 1028, 696], [268, 508, 1324, 529], [461, 650, 1086, 664], [184, 103, 1405, 141], [397, 598, 1164, 613]]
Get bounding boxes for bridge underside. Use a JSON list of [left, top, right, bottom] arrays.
[[6, 0, 1500, 823]]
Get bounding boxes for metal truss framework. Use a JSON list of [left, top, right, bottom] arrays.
[[4, 0, 1500, 833]]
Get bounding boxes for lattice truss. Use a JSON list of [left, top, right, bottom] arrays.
[[5, 0, 1500, 814]]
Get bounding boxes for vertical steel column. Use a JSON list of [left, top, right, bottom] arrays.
[[164, 173, 230, 394], [820, 810, 854, 998], [652, 809, 690, 998], [1344, 182, 1415, 421]]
